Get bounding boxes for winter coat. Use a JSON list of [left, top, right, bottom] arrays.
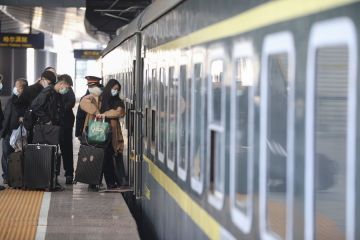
[[75, 92, 88, 137], [79, 95, 126, 152], [31, 86, 64, 126], [0, 94, 29, 137], [61, 87, 75, 128]]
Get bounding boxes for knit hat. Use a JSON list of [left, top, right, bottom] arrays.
[[41, 70, 57, 85]]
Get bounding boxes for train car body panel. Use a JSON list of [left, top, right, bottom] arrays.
[[101, 0, 360, 239]]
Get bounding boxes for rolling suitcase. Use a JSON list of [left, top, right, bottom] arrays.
[[23, 144, 57, 190], [8, 151, 24, 188], [75, 144, 104, 185]]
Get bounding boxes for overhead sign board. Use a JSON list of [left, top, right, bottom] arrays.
[[0, 33, 44, 49], [74, 49, 102, 60]]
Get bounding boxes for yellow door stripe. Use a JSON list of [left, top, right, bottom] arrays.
[[144, 155, 221, 240], [0, 189, 44, 240], [153, 0, 357, 51]]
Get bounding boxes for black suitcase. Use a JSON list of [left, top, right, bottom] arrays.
[[75, 145, 104, 185], [8, 151, 24, 188], [23, 144, 57, 190]]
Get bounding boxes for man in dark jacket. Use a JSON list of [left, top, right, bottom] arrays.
[[1, 78, 29, 185], [58, 74, 76, 184]]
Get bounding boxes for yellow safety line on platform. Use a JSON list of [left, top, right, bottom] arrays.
[[153, 0, 357, 51], [143, 155, 221, 240], [0, 189, 43, 240]]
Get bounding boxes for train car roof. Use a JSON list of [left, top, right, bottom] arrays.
[[101, 0, 183, 57]]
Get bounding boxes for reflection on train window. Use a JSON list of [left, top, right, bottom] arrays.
[[211, 60, 223, 123], [151, 68, 157, 109], [120, 73, 124, 99], [266, 53, 288, 239], [151, 109, 156, 144], [234, 57, 253, 212], [167, 66, 177, 170], [209, 59, 224, 196], [143, 69, 148, 151], [158, 67, 166, 162], [314, 46, 348, 240], [178, 65, 187, 176], [191, 63, 205, 182]]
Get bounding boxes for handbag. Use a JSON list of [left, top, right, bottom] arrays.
[[87, 118, 110, 145], [33, 124, 60, 145]]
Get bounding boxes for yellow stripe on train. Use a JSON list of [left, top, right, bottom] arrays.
[[143, 155, 221, 240], [152, 0, 357, 51]]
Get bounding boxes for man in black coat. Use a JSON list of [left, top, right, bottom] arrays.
[[0, 78, 29, 185], [58, 74, 76, 184]]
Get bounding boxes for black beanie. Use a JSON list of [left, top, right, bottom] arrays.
[[41, 70, 57, 85]]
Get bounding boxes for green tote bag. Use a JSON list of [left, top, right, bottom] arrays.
[[87, 118, 110, 144]]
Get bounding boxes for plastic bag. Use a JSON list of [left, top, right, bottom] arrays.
[[10, 125, 27, 152], [88, 118, 110, 144]]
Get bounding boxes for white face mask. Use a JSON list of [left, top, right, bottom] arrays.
[[89, 87, 102, 96], [12, 87, 19, 96], [111, 89, 119, 96], [41, 79, 49, 88]]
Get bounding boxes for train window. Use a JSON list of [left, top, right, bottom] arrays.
[[150, 68, 157, 156], [305, 18, 356, 240], [167, 66, 177, 171], [177, 64, 187, 180], [207, 57, 225, 210], [143, 69, 148, 152], [260, 32, 295, 240], [151, 69, 157, 109], [190, 61, 205, 194], [230, 41, 256, 234], [158, 67, 166, 163]]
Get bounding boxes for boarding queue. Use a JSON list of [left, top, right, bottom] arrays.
[[0, 68, 127, 191]]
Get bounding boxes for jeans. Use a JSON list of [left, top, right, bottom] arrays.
[[1, 134, 14, 181]]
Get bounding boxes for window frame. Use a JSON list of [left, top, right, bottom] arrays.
[[157, 65, 166, 163], [166, 65, 177, 171], [190, 49, 206, 195], [259, 31, 295, 240], [207, 45, 227, 210], [304, 18, 357, 240], [177, 53, 190, 181], [229, 41, 256, 234]]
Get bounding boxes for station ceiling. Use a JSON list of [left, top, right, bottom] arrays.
[[0, 0, 151, 45]]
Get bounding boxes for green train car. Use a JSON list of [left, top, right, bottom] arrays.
[[101, 0, 360, 239]]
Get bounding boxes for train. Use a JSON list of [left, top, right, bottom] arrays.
[[100, 0, 360, 239]]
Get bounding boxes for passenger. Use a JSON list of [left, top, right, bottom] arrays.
[[31, 70, 72, 190], [79, 77, 120, 190], [0, 78, 29, 185], [98, 79, 127, 187], [75, 76, 101, 140], [57, 74, 76, 185]]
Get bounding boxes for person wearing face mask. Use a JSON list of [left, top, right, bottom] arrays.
[[97, 79, 127, 188], [57, 74, 76, 184], [75, 76, 102, 140], [0, 78, 29, 185], [80, 77, 124, 190]]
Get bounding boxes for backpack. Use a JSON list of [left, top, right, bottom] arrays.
[[23, 109, 37, 131]]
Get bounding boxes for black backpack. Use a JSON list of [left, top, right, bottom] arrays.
[[23, 109, 37, 131]]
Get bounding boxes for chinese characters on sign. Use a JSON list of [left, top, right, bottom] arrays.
[[73, 50, 102, 60], [0, 33, 44, 49]]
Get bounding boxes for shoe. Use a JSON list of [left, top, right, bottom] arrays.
[[107, 184, 117, 190], [53, 182, 65, 192], [3, 179, 8, 185], [88, 184, 98, 192], [65, 176, 73, 185], [0, 185, 5, 191]]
